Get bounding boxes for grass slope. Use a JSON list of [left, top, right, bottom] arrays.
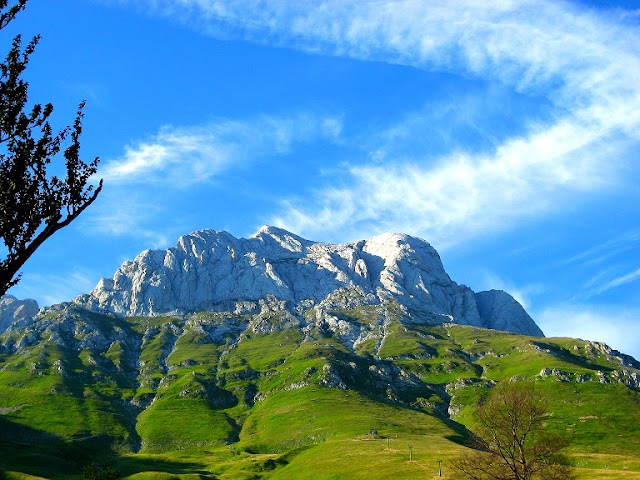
[[1, 305, 639, 479]]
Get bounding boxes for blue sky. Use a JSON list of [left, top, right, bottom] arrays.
[[3, 0, 640, 358]]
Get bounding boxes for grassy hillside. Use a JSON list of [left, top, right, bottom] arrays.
[[1, 304, 639, 479]]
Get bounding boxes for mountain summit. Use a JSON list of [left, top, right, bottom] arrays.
[[74, 226, 542, 336]]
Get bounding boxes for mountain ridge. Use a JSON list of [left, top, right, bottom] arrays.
[[72, 225, 543, 337]]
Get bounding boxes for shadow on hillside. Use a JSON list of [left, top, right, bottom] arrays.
[[0, 415, 83, 478], [0, 416, 211, 479]]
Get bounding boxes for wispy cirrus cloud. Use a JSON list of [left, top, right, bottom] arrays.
[[599, 268, 640, 292], [562, 229, 640, 267], [585, 267, 640, 297], [10, 267, 98, 307], [83, 189, 173, 246], [552, 229, 640, 300], [101, 113, 342, 187], [115, 0, 640, 244]]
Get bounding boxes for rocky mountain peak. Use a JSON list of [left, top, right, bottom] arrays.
[[249, 225, 313, 256], [72, 227, 543, 336], [0, 295, 39, 334]]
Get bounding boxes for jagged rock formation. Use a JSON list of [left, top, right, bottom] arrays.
[[0, 295, 39, 334], [74, 226, 543, 337]]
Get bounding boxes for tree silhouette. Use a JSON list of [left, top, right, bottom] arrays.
[[0, 0, 102, 296], [453, 379, 574, 480]]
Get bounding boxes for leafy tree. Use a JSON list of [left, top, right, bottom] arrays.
[[0, 0, 102, 296], [453, 379, 574, 480]]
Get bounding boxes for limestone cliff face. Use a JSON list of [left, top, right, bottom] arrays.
[[475, 290, 543, 337], [0, 295, 39, 334], [74, 226, 543, 337]]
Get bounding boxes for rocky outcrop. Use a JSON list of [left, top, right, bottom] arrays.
[[475, 290, 543, 337], [74, 225, 543, 337], [0, 295, 39, 334], [538, 367, 640, 388]]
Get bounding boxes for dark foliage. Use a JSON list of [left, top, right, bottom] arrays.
[[81, 463, 120, 480], [0, 0, 102, 296]]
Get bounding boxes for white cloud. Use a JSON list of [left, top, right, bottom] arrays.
[[101, 113, 342, 187], [273, 115, 624, 246], [118, 0, 640, 244], [122, 1, 640, 110], [85, 112, 343, 245], [535, 304, 640, 361]]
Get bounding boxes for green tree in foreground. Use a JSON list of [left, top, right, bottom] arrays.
[[453, 379, 574, 480], [0, 0, 102, 297]]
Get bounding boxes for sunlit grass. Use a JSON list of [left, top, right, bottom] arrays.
[[1, 308, 639, 478]]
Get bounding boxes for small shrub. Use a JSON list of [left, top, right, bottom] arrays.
[[81, 463, 120, 480]]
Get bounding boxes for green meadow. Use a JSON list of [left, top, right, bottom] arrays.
[[1, 305, 639, 479]]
